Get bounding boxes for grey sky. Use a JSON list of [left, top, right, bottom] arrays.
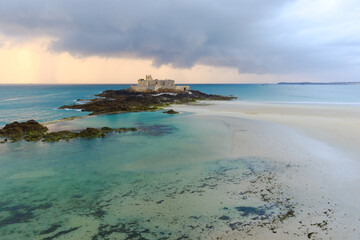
[[0, 0, 359, 80]]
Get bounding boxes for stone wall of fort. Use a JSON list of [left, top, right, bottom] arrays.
[[176, 86, 190, 91], [130, 76, 189, 92]]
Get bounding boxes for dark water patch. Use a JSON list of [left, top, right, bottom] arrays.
[[0, 211, 34, 227], [72, 194, 82, 199], [136, 124, 175, 136], [39, 224, 62, 235], [92, 223, 147, 240], [228, 222, 243, 230], [0, 203, 52, 212], [90, 207, 107, 219], [0, 202, 53, 227], [42, 227, 80, 240], [235, 206, 266, 216], [219, 215, 230, 221], [0, 204, 31, 212]]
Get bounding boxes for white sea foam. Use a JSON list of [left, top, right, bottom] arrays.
[[153, 93, 177, 96], [61, 108, 82, 112], [2, 96, 36, 102]]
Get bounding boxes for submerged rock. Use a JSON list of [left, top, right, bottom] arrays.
[[163, 109, 179, 114], [79, 128, 105, 138], [42, 131, 79, 142]]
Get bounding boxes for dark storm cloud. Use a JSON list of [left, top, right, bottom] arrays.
[[0, 0, 359, 76]]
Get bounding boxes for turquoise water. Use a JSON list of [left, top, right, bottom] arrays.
[[0, 84, 358, 239], [1, 84, 360, 126], [0, 84, 129, 126], [0, 111, 279, 239], [189, 84, 360, 103]]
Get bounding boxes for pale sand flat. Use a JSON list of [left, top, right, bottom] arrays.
[[169, 101, 360, 239]]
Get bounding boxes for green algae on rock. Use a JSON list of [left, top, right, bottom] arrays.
[[0, 120, 137, 143], [59, 89, 237, 115], [0, 120, 48, 142]]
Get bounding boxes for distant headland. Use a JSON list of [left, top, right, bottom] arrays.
[[278, 82, 360, 85]]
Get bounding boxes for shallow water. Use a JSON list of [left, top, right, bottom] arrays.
[[0, 111, 287, 239], [1, 84, 353, 239], [1, 84, 360, 126]]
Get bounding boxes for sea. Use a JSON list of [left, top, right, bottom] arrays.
[[1, 84, 360, 126], [0, 84, 359, 239]]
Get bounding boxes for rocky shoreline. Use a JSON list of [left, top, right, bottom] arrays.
[[0, 120, 136, 143], [0, 89, 235, 143], [59, 89, 237, 115]]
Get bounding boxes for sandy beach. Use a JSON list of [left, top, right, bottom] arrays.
[[171, 101, 360, 239]]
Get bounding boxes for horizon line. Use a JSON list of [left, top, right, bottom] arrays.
[[0, 82, 279, 85]]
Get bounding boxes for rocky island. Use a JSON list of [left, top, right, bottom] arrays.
[[60, 75, 236, 115], [59, 89, 236, 115], [0, 120, 136, 143], [1, 77, 236, 143]]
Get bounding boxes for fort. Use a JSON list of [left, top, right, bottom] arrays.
[[130, 75, 190, 92]]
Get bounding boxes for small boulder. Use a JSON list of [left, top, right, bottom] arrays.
[[163, 109, 179, 114]]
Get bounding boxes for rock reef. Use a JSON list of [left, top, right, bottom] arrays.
[[0, 120, 136, 143], [59, 89, 237, 115]]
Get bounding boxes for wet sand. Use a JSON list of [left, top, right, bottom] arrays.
[[171, 101, 360, 239]]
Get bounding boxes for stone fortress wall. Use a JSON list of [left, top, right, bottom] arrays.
[[130, 75, 190, 92]]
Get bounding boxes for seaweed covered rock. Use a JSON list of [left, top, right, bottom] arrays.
[[0, 120, 137, 143], [59, 89, 237, 115], [0, 120, 48, 142], [79, 128, 105, 138], [1, 120, 48, 136], [42, 131, 79, 142]]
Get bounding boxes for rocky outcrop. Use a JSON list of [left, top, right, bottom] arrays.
[[59, 89, 237, 115], [163, 109, 179, 114], [0, 120, 48, 142], [0, 120, 137, 143]]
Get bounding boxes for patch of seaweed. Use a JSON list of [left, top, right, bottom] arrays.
[[42, 227, 80, 240], [0, 203, 53, 227]]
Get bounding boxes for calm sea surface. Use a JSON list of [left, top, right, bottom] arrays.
[[1, 84, 360, 126], [0, 84, 359, 239]]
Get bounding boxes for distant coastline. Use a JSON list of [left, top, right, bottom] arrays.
[[278, 82, 360, 85]]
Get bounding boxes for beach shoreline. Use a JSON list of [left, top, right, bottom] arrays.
[[170, 101, 360, 239]]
